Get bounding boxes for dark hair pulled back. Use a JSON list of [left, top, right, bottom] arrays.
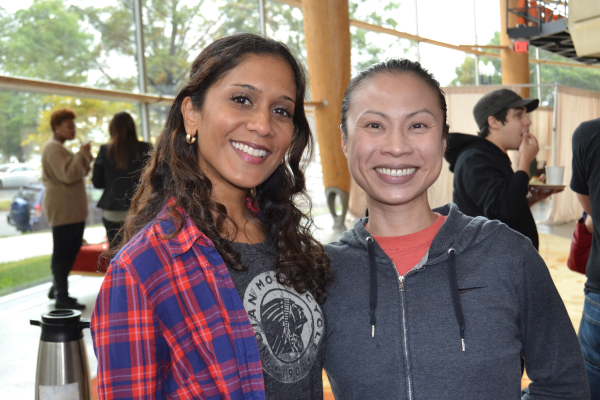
[[340, 58, 450, 140], [119, 33, 331, 304]]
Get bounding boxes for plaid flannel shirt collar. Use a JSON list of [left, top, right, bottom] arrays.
[[156, 197, 262, 258]]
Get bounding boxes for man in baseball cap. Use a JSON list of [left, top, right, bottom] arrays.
[[445, 89, 561, 250]]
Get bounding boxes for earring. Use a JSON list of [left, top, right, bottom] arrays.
[[280, 158, 285, 165], [186, 134, 196, 144]]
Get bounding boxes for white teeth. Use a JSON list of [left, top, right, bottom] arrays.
[[376, 167, 416, 177], [232, 141, 268, 158]]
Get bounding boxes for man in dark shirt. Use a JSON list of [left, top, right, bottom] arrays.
[[445, 89, 560, 250], [570, 118, 600, 397]]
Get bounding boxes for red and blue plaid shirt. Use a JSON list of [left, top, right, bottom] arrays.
[[91, 198, 265, 399]]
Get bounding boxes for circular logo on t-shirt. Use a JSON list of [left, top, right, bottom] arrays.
[[243, 271, 324, 383]]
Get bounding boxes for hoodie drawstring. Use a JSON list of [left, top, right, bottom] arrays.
[[447, 248, 466, 351], [366, 237, 466, 350], [367, 237, 377, 338]]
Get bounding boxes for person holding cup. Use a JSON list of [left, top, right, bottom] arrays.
[[41, 108, 93, 310], [445, 89, 562, 250]]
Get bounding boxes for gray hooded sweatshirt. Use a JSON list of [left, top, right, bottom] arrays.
[[323, 204, 589, 400]]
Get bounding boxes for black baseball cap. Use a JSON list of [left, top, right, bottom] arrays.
[[473, 89, 539, 130]]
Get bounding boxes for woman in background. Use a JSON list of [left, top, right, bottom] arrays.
[[91, 34, 330, 399], [92, 111, 151, 249], [42, 108, 93, 310]]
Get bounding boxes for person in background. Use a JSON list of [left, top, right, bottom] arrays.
[[571, 117, 600, 397], [444, 89, 562, 250], [323, 59, 588, 399], [92, 111, 151, 249], [42, 108, 93, 310], [91, 34, 330, 399]]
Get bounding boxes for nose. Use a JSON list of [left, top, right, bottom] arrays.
[[381, 129, 412, 156], [246, 107, 272, 137], [524, 114, 532, 127]]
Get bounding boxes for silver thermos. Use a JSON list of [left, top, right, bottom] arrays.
[[30, 309, 91, 400]]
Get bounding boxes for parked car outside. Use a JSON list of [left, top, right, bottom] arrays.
[[0, 164, 41, 188], [7, 184, 103, 233]]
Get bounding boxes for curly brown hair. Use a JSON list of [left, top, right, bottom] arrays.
[[117, 33, 332, 304], [50, 108, 76, 131]]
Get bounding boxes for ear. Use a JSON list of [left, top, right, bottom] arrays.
[[487, 115, 502, 131], [181, 97, 199, 135], [341, 126, 349, 158]]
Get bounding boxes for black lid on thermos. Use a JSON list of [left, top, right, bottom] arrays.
[[30, 310, 91, 342]]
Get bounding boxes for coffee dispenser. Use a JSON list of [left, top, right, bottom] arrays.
[[30, 309, 91, 400]]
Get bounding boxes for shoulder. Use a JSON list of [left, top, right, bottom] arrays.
[[41, 140, 68, 163], [138, 141, 152, 153], [111, 219, 172, 285], [323, 240, 350, 255], [42, 140, 63, 155], [573, 119, 600, 144], [114, 205, 215, 282]]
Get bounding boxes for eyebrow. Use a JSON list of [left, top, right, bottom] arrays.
[[359, 110, 389, 119], [232, 83, 295, 104], [358, 109, 437, 120], [407, 109, 437, 119]]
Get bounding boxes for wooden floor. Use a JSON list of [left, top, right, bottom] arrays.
[[92, 232, 584, 399]]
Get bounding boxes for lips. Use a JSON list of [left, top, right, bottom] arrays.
[[231, 141, 269, 158]]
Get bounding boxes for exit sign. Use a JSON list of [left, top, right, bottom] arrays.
[[514, 41, 529, 53]]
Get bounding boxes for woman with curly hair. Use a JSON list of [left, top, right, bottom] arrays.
[[91, 33, 330, 399]]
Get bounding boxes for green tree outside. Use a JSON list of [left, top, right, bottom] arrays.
[[0, 0, 414, 160], [0, 0, 96, 161]]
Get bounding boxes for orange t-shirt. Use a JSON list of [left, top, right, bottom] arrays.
[[370, 213, 447, 276]]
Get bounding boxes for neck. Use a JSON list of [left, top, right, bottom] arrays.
[[53, 135, 66, 144], [211, 184, 264, 244], [365, 194, 437, 237], [485, 133, 507, 154]]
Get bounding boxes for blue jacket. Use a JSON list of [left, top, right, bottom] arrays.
[[323, 204, 588, 400]]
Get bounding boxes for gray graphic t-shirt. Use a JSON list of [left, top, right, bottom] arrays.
[[229, 239, 325, 400]]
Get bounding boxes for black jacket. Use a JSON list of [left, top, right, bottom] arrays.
[[444, 133, 538, 249], [92, 142, 151, 211]]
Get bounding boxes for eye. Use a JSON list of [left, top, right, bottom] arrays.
[[231, 94, 251, 106], [412, 123, 427, 129], [366, 123, 382, 129], [273, 107, 293, 118]]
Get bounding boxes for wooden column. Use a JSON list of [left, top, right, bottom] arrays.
[[499, 0, 530, 97], [302, 0, 351, 229]]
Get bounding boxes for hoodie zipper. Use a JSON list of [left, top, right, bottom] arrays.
[[393, 264, 413, 400]]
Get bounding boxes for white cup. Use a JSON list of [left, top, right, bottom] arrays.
[[545, 166, 564, 185]]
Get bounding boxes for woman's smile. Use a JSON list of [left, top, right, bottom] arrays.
[[231, 140, 271, 163], [343, 72, 445, 210], [182, 54, 296, 193]]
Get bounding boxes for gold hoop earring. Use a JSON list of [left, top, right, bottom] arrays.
[[186, 134, 196, 144]]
